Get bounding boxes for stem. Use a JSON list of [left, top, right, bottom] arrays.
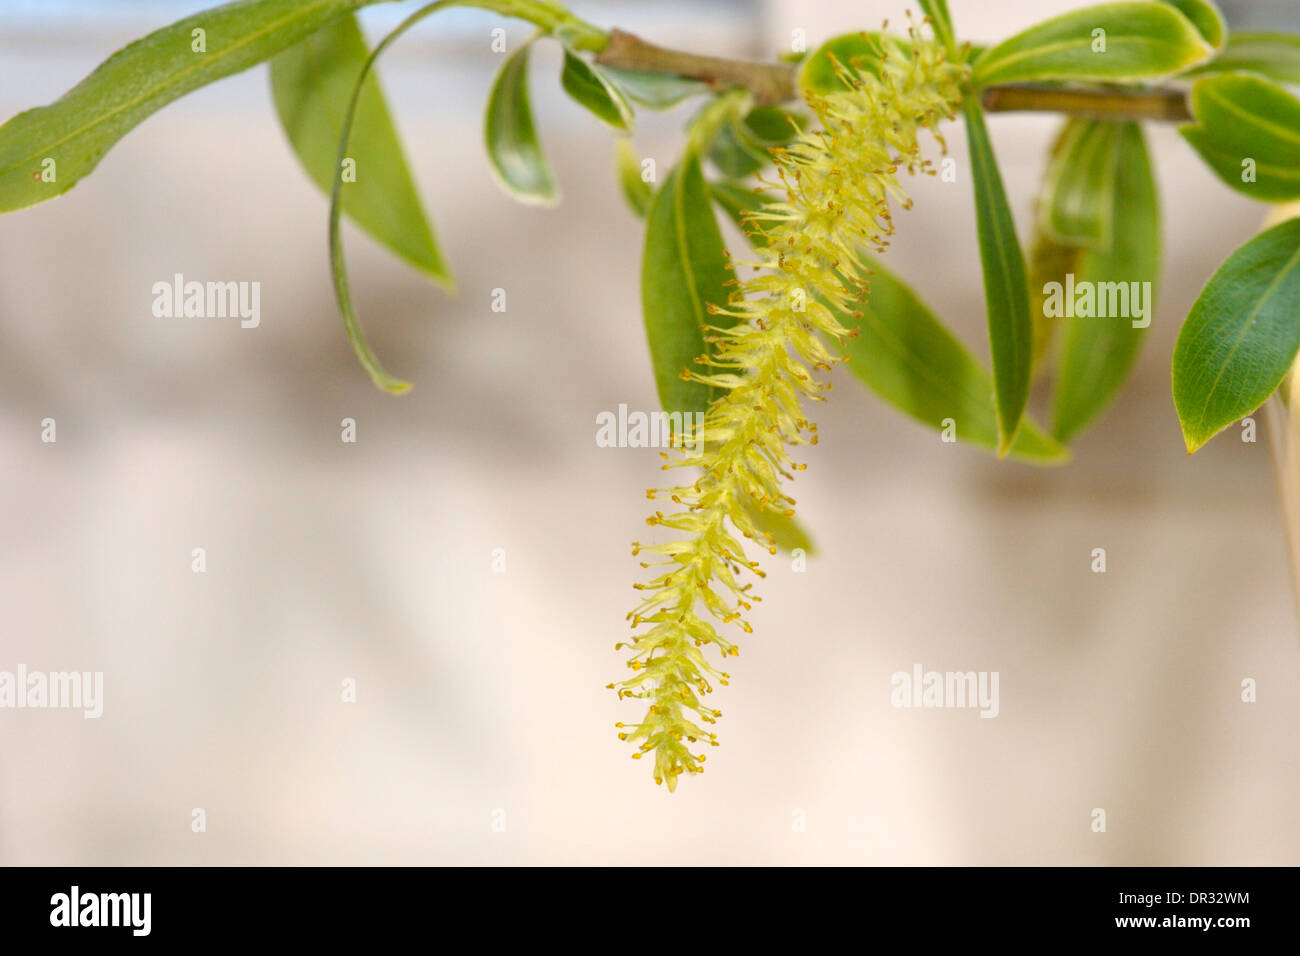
[[595, 29, 795, 106], [980, 84, 1192, 122], [594, 28, 1194, 122]]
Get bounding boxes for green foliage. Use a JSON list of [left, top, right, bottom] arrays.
[[271, 12, 451, 286], [1189, 31, 1300, 83], [485, 38, 559, 205], [799, 32, 911, 95], [1173, 218, 1300, 453], [640, 154, 730, 416], [560, 48, 634, 131], [964, 97, 1033, 456], [1180, 73, 1300, 202], [972, 1, 1213, 87], [1050, 122, 1160, 442], [0, 0, 385, 212]]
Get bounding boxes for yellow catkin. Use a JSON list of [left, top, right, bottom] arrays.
[[612, 25, 969, 789]]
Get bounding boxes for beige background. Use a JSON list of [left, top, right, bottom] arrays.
[[0, 0, 1296, 865]]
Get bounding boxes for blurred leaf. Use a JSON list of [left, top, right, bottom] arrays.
[[800, 32, 913, 95], [0, 0, 382, 213], [747, 507, 816, 556], [839, 256, 1068, 465], [1180, 73, 1300, 202], [560, 49, 634, 131], [972, 2, 1213, 87], [1038, 118, 1122, 247], [1028, 233, 1082, 372], [964, 97, 1033, 455], [918, 0, 958, 56], [1160, 0, 1225, 50], [641, 154, 731, 414], [485, 38, 557, 206], [272, 13, 450, 286], [1188, 31, 1300, 84], [616, 137, 651, 217], [1172, 218, 1300, 452], [707, 105, 804, 179], [601, 67, 707, 109], [710, 179, 768, 244], [1052, 123, 1160, 442]]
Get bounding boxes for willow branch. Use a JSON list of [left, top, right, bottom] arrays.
[[593, 28, 1194, 122]]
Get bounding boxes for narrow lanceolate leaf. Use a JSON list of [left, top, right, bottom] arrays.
[[709, 179, 767, 244], [560, 49, 634, 131], [1173, 218, 1300, 453], [641, 155, 731, 415], [972, 2, 1214, 87], [964, 98, 1033, 456], [1180, 73, 1300, 203], [615, 138, 651, 217], [272, 13, 450, 286], [1038, 118, 1122, 247], [840, 256, 1067, 465], [0, 0, 383, 212], [1188, 32, 1300, 84], [485, 39, 557, 206], [1161, 0, 1225, 51], [1052, 123, 1160, 443]]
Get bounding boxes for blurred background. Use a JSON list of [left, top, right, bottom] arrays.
[[1, 0, 1298, 865]]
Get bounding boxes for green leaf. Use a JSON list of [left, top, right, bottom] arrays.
[[271, 13, 451, 286], [1180, 73, 1300, 203], [918, 0, 958, 57], [706, 106, 802, 179], [1052, 122, 1161, 442], [485, 38, 557, 206], [972, 2, 1214, 87], [710, 179, 768, 244], [615, 137, 651, 217], [1038, 118, 1123, 246], [560, 49, 634, 131], [1172, 218, 1300, 453], [1188, 31, 1300, 84], [641, 155, 731, 415], [1160, 0, 1225, 50], [799, 32, 913, 95], [840, 256, 1068, 465], [0, 0, 384, 213], [746, 507, 817, 556], [964, 97, 1033, 455], [600, 67, 707, 109]]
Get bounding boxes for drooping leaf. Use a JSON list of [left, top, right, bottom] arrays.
[[1160, 0, 1225, 51], [0, 0, 385, 212], [560, 49, 634, 131], [838, 256, 1067, 465], [641, 155, 731, 414], [972, 2, 1214, 87], [1052, 123, 1161, 442], [1038, 118, 1123, 247], [616, 137, 651, 217], [1172, 218, 1300, 452], [485, 38, 558, 205], [1180, 73, 1300, 203], [964, 97, 1033, 455], [600, 67, 707, 109], [1188, 31, 1300, 84], [799, 32, 914, 95], [272, 12, 451, 286]]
